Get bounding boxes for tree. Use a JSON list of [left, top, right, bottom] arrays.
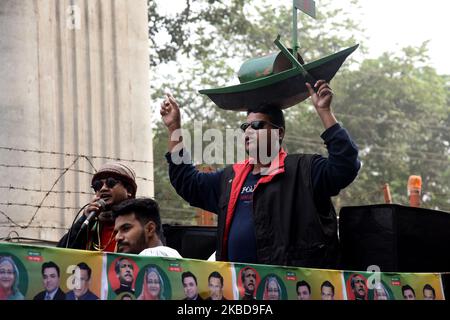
[[150, 0, 368, 223], [330, 44, 450, 210], [150, 0, 450, 224]]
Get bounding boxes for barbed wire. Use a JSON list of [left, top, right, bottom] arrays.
[[0, 185, 93, 195], [0, 202, 81, 210], [0, 148, 156, 228], [0, 146, 153, 164], [0, 163, 154, 182], [0, 199, 196, 228], [1, 144, 449, 231], [0, 163, 95, 176], [0, 209, 21, 228], [0, 185, 188, 203], [0, 201, 197, 211], [136, 176, 153, 182], [0, 224, 70, 231], [0, 202, 196, 230], [0, 160, 86, 227], [25, 156, 83, 228], [0, 235, 58, 245], [83, 156, 97, 172]]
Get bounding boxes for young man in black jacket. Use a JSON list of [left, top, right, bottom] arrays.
[[160, 80, 360, 269]]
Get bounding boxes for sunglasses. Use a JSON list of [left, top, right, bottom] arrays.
[[91, 177, 121, 192], [240, 120, 280, 132]]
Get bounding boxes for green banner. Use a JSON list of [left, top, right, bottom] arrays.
[[0, 242, 445, 300], [294, 0, 316, 19]]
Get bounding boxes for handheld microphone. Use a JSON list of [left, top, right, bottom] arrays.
[[81, 199, 107, 229]]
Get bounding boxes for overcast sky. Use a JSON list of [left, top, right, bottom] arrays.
[[355, 0, 450, 75], [156, 0, 450, 75]]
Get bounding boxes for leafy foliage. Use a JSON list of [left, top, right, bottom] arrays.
[[149, 0, 450, 224]]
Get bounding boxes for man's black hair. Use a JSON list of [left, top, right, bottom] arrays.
[[321, 280, 335, 294], [42, 261, 60, 277], [402, 284, 416, 296], [208, 271, 224, 287], [423, 284, 435, 297], [76, 262, 92, 280], [247, 104, 285, 129], [112, 197, 162, 237], [296, 280, 311, 293], [182, 271, 198, 285]]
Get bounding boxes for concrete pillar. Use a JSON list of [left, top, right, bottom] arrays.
[[0, 0, 153, 243]]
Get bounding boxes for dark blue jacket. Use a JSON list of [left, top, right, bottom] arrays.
[[66, 289, 99, 300], [167, 123, 360, 268]]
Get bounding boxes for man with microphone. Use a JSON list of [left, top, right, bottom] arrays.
[[57, 162, 137, 252]]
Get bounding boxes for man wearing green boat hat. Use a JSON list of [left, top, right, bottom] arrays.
[[160, 80, 360, 269]]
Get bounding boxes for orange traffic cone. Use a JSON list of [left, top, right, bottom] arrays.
[[407, 175, 422, 207]]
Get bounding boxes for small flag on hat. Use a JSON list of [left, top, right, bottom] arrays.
[[294, 0, 316, 19]]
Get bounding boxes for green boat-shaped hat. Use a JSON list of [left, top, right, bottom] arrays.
[[198, 0, 359, 111], [199, 39, 358, 111]]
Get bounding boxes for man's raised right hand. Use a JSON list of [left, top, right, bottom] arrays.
[[160, 93, 181, 133]]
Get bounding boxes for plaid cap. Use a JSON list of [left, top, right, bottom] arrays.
[[92, 162, 137, 197]]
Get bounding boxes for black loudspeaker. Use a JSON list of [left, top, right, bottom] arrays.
[[339, 204, 450, 273], [162, 224, 217, 260]]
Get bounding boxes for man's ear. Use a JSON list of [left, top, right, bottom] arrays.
[[144, 221, 156, 236], [124, 186, 133, 199]]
